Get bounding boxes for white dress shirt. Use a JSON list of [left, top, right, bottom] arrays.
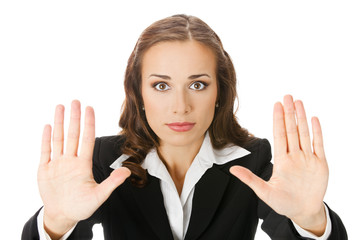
[[38, 132, 331, 239]]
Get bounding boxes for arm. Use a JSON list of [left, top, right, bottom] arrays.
[[256, 153, 346, 239], [231, 95, 347, 239], [291, 205, 331, 239], [22, 208, 42, 240], [22, 101, 130, 240], [37, 208, 77, 240]]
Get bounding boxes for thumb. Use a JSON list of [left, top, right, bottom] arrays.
[[230, 165, 269, 201], [96, 167, 131, 203]]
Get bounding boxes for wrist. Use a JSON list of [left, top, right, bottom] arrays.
[[291, 204, 327, 237], [43, 209, 77, 240]]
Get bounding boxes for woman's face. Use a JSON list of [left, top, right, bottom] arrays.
[[141, 40, 218, 148]]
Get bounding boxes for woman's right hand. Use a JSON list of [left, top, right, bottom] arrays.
[[37, 100, 131, 239]]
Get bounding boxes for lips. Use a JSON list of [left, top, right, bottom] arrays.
[[166, 122, 195, 132]]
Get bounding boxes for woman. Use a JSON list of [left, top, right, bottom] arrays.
[[22, 14, 347, 239]]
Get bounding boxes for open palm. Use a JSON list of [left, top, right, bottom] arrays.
[[230, 95, 329, 234], [37, 100, 130, 237]]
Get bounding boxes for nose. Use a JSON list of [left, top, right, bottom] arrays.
[[172, 88, 191, 114]]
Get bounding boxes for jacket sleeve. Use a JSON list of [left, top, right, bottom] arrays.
[[21, 208, 43, 240], [21, 137, 106, 240], [256, 139, 348, 239]]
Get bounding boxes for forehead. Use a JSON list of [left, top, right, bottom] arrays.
[[141, 40, 217, 77]]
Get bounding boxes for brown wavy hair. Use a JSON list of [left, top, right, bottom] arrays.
[[119, 14, 254, 187]]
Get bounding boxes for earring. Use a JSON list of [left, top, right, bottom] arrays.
[[215, 102, 219, 108], [142, 106, 145, 111]]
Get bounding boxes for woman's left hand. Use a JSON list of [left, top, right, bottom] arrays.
[[230, 95, 329, 236]]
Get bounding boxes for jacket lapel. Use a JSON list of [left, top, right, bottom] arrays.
[[130, 174, 174, 240], [185, 166, 230, 240]]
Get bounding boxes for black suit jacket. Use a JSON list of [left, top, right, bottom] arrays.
[[22, 136, 347, 239]]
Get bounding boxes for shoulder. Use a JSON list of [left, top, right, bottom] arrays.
[[218, 137, 272, 177], [243, 137, 271, 154], [92, 135, 125, 181], [235, 137, 272, 164], [247, 138, 272, 176], [94, 135, 125, 155]]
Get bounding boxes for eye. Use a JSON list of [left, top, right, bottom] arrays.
[[189, 81, 208, 90], [153, 82, 170, 91]]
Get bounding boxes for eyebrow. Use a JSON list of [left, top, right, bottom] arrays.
[[148, 74, 211, 80]]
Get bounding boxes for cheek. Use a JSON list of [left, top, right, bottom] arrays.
[[198, 92, 217, 124], [208, 89, 218, 119], [205, 104, 216, 123], [143, 92, 163, 124]]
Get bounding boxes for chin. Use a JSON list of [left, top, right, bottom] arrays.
[[159, 131, 205, 147]]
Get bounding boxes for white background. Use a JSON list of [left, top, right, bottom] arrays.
[[1, 1, 359, 239]]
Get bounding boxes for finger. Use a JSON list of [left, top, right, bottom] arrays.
[[273, 102, 287, 158], [312, 117, 326, 160], [95, 167, 131, 204], [79, 106, 95, 159], [65, 100, 81, 156], [230, 166, 270, 202], [53, 104, 64, 157], [283, 95, 300, 152], [294, 100, 312, 154], [40, 124, 52, 166]]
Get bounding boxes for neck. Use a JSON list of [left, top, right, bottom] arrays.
[[157, 135, 205, 195]]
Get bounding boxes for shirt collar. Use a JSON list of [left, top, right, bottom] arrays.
[[110, 132, 251, 171]]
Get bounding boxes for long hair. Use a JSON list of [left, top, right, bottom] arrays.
[[119, 14, 254, 187]]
